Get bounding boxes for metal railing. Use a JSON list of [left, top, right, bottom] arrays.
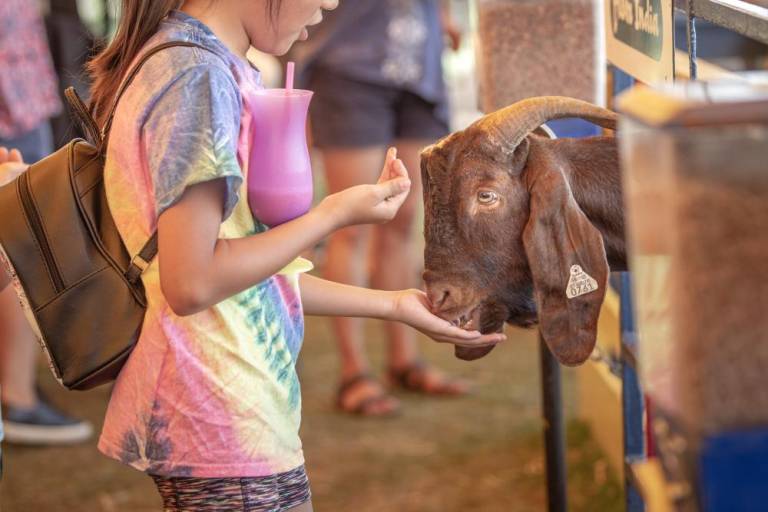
[[538, 2, 767, 511]]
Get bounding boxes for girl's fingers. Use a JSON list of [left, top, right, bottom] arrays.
[[433, 332, 503, 347], [433, 321, 506, 343], [375, 177, 411, 201], [432, 318, 480, 338], [379, 147, 397, 183], [451, 333, 505, 347], [428, 317, 502, 342], [391, 158, 409, 180], [446, 328, 504, 343], [0, 147, 24, 165]]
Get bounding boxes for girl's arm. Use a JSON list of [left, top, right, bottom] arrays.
[[299, 274, 506, 347], [159, 149, 411, 316], [299, 273, 394, 319]]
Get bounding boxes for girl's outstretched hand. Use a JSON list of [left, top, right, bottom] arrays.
[[391, 289, 507, 348], [0, 147, 28, 187], [318, 147, 411, 229]]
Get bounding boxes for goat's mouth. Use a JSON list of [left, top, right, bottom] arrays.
[[507, 312, 538, 329], [444, 302, 508, 335], [448, 306, 481, 331], [450, 302, 506, 362]]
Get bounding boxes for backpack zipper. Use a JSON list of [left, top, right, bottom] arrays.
[[18, 172, 65, 293]]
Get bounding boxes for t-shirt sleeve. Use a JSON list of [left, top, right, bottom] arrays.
[[141, 64, 243, 220]]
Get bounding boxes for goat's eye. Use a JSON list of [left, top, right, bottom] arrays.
[[477, 190, 499, 205]]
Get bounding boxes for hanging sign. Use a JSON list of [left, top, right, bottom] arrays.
[[605, 0, 674, 83]]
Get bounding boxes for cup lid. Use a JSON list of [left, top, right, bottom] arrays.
[[253, 88, 313, 97]]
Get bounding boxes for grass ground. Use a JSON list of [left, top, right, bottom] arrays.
[[0, 318, 622, 511]]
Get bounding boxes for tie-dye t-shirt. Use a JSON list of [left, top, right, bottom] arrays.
[[98, 11, 305, 478]]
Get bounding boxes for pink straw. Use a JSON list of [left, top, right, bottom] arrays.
[[286, 61, 295, 91]]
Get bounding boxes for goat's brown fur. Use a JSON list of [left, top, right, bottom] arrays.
[[421, 102, 625, 366]]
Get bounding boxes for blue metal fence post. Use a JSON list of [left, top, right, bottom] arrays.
[[612, 67, 646, 512], [620, 272, 645, 512], [538, 118, 601, 512]]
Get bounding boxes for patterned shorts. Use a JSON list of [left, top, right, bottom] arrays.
[[151, 465, 311, 512]]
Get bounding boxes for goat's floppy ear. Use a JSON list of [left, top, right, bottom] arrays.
[[522, 158, 608, 366]]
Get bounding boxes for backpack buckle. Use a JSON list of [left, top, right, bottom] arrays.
[[130, 254, 150, 273]]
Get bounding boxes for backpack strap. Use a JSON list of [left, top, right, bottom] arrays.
[[100, 41, 217, 283], [65, 87, 102, 147], [100, 40, 215, 151], [126, 232, 158, 285]]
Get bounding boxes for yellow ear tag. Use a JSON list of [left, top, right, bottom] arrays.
[[566, 265, 598, 299]]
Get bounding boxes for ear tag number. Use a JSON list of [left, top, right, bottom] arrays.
[[566, 265, 599, 299]]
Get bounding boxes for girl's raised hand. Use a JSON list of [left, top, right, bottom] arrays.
[[318, 147, 411, 229], [0, 147, 28, 187]]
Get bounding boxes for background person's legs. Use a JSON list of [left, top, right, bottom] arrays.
[[370, 140, 424, 369], [0, 124, 92, 444], [310, 70, 466, 414], [371, 139, 469, 394], [322, 141, 468, 414], [0, 123, 51, 412], [321, 146, 401, 416], [0, 289, 39, 410]]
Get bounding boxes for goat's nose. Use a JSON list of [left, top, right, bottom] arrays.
[[422, 270, 438, 284], [425, 282, 461, 314], [426, 286, 450, 310]]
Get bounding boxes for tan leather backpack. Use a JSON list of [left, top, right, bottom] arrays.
[[0, 41, 207, 390]]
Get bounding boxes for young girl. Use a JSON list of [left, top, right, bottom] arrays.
[[87, 1, 504, 510]]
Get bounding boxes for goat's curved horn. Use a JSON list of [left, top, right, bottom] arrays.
[[475, 96, 618, 151]]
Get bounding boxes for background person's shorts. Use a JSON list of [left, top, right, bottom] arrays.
[[307, 69, 450, 149]]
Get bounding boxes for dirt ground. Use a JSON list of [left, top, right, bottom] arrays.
[[0, 318, 621, 511]]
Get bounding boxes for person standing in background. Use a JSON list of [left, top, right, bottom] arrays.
[[291, 0, 467, 416], [0, 0, 93, 445], [0, 147, 30, 475], [45, 0, 99, 144]]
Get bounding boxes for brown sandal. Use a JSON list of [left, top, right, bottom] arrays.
[[388, 361, 471, 396], [336, 374, 401, 417]]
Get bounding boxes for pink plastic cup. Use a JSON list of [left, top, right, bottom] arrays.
[[246, 88, 314, 227]]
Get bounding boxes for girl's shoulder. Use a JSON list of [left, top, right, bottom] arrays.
[[139, 21, 237, 82], [134, 10, 250, 93], [129, 43, 241, 123], [129, 27, 245, 115], [117, 12, 257, 129]]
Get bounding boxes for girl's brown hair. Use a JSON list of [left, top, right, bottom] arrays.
[[88, 0, 184, 128], [88, 0, 283, 128]]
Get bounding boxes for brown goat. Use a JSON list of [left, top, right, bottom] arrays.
[[421, 97, 625, 366]]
